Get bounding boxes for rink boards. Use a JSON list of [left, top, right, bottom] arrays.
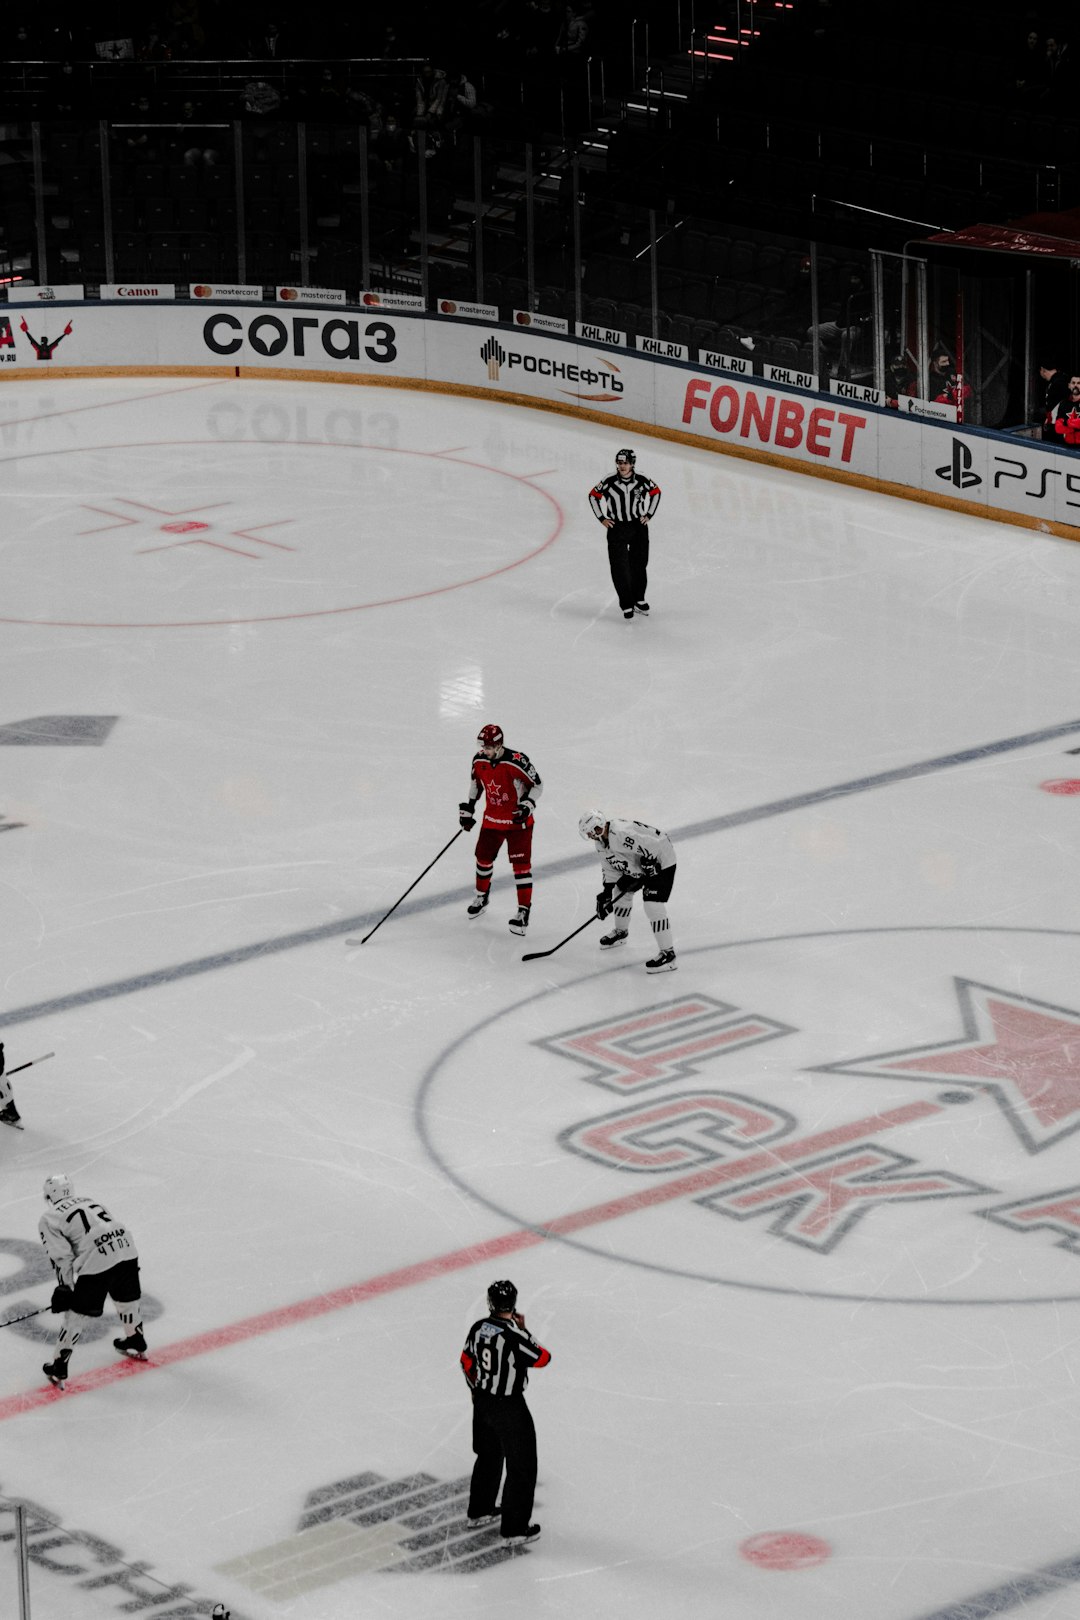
[[1, 299, 1076, 539]]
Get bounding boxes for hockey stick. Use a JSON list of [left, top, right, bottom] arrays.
[[521, 914, 599, 962], [4, 1052, 55, 1079], [347, 829, 466, 946], [0, 1307, 46, 1329], [521, 882, 638, 963]]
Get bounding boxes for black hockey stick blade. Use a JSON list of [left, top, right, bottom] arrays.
[[522, 914, 598, 961], [4, 1052, 55, 1078]]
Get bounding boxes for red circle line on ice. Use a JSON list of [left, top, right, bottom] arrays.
[[0, 439, 564, 629], [740, 1531, 832, 1570], [1040, 779, 1080, 795]]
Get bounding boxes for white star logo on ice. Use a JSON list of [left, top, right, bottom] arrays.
[[811, 979, 1080, 1155]]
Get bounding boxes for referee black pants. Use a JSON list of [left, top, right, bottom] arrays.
[[468, 1392, 537, 1534], [606, 520, 649, 610]]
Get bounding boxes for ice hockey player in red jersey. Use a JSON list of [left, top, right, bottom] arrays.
[[459, 724, 542, 936]]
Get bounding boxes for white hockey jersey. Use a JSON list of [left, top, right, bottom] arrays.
[[39, 1194, 139, 1285], [600, 817, 676, 885]]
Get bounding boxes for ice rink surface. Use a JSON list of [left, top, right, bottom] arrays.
[[2, 374, 1080, 1619]]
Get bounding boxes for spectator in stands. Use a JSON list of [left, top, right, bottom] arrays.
[[929, 348, 973, 414], [928, 346, 954, 395], [884, 352, 916, 408], [1037, 356, 1070, 437], [1050, 375, 1080, 447], [815, 267, 870, 375], [374, 112, 408, 173], [137, 29, 173, 61], [251, 19, 287, 58], [556, 6, 590, 55], [447, 70, 479, 130], [1014, 29, 1045, 102], [415, 62, 451, 125]]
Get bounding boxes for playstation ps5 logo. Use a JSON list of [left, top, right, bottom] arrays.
[[936, 439, 982, 490]]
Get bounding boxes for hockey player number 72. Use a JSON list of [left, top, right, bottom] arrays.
[[66, 1203, 113, 1233]]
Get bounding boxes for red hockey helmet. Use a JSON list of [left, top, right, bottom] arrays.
[[477, 724, 504, 748]]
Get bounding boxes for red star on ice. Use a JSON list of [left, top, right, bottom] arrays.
[[812, 979, 1080, 1155]]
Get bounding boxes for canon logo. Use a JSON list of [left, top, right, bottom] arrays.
[[117, 287, 159, 297]]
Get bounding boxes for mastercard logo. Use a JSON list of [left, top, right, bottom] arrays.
[[440, 300, 457, 315], [279, 287, 298, 301], [192, 284, 213, 299], [362, 293, 382, 306]]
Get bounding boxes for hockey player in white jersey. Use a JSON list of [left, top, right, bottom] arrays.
[[38, 1174, 146, 1388], [579, 811, 677, 971], [0, 1043, 20, 1129]]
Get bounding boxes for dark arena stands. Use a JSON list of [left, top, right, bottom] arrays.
[[0, 0, 1077, 429]]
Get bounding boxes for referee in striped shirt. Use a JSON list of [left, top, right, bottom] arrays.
[[460, 1279, 550, 1543], [588, 446, 662, 620]]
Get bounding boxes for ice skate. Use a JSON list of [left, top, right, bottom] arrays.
[[599, 927, 629, 950], [509, 905, 530, 936], [502, 1523, 541, 1544], [645, 949, 677, 973], [0, 1101, 23, 1130], [466, 1511, 501, 1528], [634, 601, 650, 614], [114, 1329, 148, 1359], [43, 1352, 71, 1388], [467, 892, 489, 918]]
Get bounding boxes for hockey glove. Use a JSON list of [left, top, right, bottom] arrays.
[[51, 1283, 74, 1314], [458, 802, 476, 831], [512, 799, 534, 825], [596, 885, 615, 920]]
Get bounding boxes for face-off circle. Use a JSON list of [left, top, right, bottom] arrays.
[[0, 440, 562, 628], [418, 927, 1080, 1305]]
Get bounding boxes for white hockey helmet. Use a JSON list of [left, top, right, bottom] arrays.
[[43, 1173, 73, 1204], [579, 810, 607, 842]]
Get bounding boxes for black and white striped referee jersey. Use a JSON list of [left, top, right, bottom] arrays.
[[461, 1314, 551, 1397], [588, 469, 662, 525]]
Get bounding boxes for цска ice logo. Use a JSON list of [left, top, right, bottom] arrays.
[[419, 927, 1080, 1305]]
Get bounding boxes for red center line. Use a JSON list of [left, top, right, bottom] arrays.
[[0, 1098, 942, 1422]]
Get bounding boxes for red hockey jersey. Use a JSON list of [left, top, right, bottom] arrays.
[[467, 749, 543, 830]]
